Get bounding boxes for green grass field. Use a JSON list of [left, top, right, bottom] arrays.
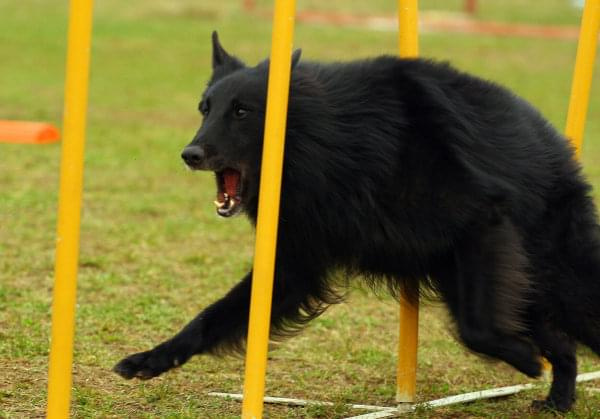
[[1, 0, 600, 417]]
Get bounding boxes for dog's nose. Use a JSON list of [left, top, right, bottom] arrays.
[[181, 145, 205, 166]]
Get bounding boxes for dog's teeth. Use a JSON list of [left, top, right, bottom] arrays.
[[214, 200, 225, 209]]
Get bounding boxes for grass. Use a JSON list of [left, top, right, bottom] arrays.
[[1, 0, 600, 417]]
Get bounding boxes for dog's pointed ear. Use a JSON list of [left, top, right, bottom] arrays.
[[291, 49, 302, 69], [212, 31, 231, 69], [210, 31, 245, 82]]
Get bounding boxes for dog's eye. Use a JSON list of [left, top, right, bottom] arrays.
[[233, 104, 249, 119]]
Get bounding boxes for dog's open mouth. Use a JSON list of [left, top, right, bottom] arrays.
[[214, 168, 243, 217]]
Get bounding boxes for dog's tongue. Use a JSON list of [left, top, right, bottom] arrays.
[[223, 169, 240, 198]]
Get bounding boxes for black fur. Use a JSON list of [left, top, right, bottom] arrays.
[[114, 31, 600, 413]]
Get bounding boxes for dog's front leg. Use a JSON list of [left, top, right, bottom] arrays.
[[113, 261, 321, 380], [113, 271, 253, 380]]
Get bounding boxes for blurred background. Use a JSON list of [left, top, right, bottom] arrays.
[[1, 1, 599, 417]]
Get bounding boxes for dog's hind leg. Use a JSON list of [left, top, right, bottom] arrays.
[[443, 213, 541, 377], [550, 192, 600, 355], [113, 263, 329, 380], [530, 318, 577, 412]]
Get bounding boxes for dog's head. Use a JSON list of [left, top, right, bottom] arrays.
[[181, 31, 301, 218]]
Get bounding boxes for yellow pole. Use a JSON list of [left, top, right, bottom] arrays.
[[396, 0, 420, 405], [241, 1, 296, 418], [565, 0, 600, 156], [398, 0, 419, 57], [46, 1, 94, 417]]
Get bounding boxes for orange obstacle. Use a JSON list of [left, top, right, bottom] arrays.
[[0, 120, 60, 144]]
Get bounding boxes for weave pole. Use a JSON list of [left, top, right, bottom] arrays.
[[241, 1, 296, 418], [46, 1, 94, 418], [396, 0, 420, 405], [565, 0, 600, 155]]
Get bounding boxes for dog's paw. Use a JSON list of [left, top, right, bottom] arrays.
[[113, 349, 177, 380], [531, 397, 573, 413]]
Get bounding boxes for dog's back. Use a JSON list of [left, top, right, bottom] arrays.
[[282, 57, 578, 274]]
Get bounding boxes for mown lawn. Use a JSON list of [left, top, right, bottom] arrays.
[[1, 0, 600, 417]]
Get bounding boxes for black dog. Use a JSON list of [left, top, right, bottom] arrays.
[[114, 31, 600, 412]]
